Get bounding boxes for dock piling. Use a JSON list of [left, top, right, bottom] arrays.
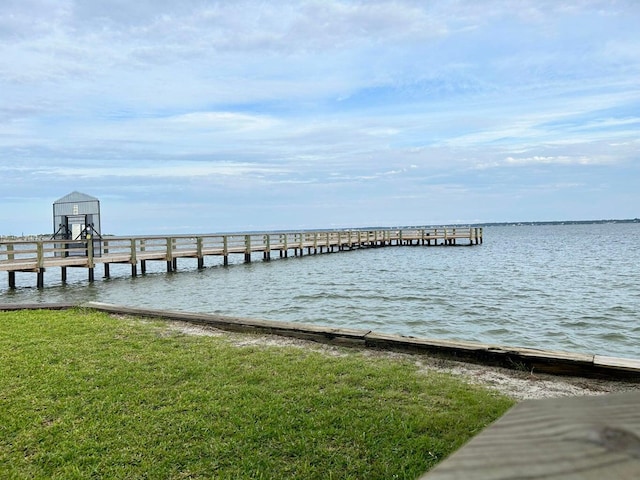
[[1, 227, 483, 289]]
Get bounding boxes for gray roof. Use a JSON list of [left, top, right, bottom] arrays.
[[53, 191, 99, 205]]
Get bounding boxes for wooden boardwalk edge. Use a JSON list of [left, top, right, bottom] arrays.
[[421, 390, 640, 479], [0, 302, 77, 311], [1, 301, 639, 379]]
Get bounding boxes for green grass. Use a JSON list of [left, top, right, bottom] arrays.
[[0, 308, 514, 479]]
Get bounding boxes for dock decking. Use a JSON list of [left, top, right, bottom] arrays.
[[1, 227, 482, 288]]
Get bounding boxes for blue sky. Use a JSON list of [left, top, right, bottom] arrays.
[[1, 0, 639, 235]]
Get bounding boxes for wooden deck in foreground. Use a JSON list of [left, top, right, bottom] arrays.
[[422, 390, 640, 479], [0, 227, 482, 288]]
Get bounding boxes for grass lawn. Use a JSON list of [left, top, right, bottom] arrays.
[[0, 308, 514, 479]]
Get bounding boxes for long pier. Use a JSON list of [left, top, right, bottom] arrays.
[[0, 227, 482, 289]]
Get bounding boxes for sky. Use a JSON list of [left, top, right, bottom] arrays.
[[1, 0, 639, 236]]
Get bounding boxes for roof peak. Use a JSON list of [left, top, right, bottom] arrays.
[[53, 191, 99, 204]]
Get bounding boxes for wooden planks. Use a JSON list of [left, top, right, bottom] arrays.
[[1, 227, 483, 288], [422, 390, 640, 480], [83, 302, 372, 347], [0, 302, 77, 311], [76, 303, 639, 380], [0, 301, 637, 380], [363, 332, 636, 379], [595, 356, 640, 374]]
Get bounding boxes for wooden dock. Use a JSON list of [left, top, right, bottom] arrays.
[[422, 390, 640, 479], [0, 227, 482, 289]]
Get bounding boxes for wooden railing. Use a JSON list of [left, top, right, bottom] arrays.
[[0, 227, 482, 288]]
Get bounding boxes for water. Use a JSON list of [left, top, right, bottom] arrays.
[[2, 223, 639, 359]]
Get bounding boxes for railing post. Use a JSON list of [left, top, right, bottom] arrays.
[[36, 241, 44, 269], [166, 237, 174, 272], [264, 234, 271, 261], [244, 235, 251, 263], [87, 237, 94, 266], [36, 241, 45, 288], [130, 238, 138, 276], [197, 237, 204, 268], [87, 236, 95, 282]]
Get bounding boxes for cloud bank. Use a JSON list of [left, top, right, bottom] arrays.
[[1, 0, 639, 234]]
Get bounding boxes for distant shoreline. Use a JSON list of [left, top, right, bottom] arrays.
[[2, 218, 638, 240], [470, 218, 640, 227]]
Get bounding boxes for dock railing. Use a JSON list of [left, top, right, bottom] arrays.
[[1, 227, 482, 288]]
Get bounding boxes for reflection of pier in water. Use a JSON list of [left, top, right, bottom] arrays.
[[1, 227, 482, 288]]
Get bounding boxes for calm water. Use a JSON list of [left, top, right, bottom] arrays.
[[2, 224, 639, 359]]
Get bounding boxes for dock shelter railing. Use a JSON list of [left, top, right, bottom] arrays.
[[1, 227, 482, 288]]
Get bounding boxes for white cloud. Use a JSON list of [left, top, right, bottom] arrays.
[[504, 155, 596, 166], [1, 0, 640, 232], [36, 161, 289, 179]]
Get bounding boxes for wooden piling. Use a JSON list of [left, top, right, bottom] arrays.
[[1, 227, 483, 288]]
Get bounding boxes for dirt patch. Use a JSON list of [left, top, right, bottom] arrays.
[[166, 321, 640, 401]]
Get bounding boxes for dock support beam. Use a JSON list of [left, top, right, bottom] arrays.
[[0, 228, 483, 289], [88, 268, 95, 283]]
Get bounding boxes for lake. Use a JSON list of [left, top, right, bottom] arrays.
[[2, 223, 639, 359]]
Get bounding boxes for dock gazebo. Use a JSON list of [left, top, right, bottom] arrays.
[[52, 191, 102, 257]]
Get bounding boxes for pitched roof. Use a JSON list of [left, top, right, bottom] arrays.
[[53, 191, 99, 204]]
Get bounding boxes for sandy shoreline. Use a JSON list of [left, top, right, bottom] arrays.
[[166, 320, 640, 401]]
